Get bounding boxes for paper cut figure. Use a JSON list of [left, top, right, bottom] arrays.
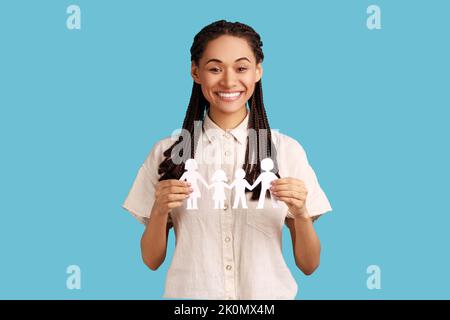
[[250, 158, 280, 209], [208, 169, 231, 209], [229, 168, 254, 209], [179, 158, 281, 211], [179, 158, 209, 209]]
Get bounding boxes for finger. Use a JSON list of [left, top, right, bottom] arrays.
[[157, 179, 190, 191], [272, 190, 307, 200], [161, 185, 193, 195], [167, 201, 183, 209], [270, 184, 306, 193], [275, 196, 303, 208], [165, 193, 190, 202], [271, 178, 305, 186], [156, 186, 193, 198]]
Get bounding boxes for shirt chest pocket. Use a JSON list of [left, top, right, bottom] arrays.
[[245, 208, 285, 238]]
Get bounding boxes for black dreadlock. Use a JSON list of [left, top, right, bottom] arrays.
[[158, 19, 279, 200]]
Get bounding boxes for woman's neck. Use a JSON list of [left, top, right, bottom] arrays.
[[208, 106, 248, 130]]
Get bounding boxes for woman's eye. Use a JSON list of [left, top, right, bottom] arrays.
[[209, 67, 247, 73]]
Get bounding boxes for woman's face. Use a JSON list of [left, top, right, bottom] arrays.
[[191, 35, 263, 116]]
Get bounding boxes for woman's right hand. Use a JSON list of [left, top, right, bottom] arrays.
[[152, 180, 193, 216]]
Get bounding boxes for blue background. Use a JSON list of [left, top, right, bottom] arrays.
[[1, 0, 449, 299]]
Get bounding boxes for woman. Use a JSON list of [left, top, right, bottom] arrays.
[[122, 20, 332, 299]]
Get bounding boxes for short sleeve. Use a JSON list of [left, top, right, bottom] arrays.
[[285, 139, 332, 222], [122, 141, 172, 226]]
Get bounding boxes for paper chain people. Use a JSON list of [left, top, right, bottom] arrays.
[[179, 158, 280, 210]]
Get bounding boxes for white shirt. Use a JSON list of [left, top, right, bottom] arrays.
[[122, 111, 332, 300]]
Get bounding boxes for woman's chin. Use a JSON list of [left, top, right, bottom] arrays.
[[212, 102, 247, 115]]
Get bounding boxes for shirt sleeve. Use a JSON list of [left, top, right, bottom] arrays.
[[122, 141, 173, 226], [285, 139, 332, 221]]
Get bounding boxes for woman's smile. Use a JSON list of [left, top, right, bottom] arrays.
[[215, 91, 244, 102]]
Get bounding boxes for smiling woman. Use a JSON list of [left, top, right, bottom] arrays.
[[191, 34, 263, 128], [122, 19, 333, 300]]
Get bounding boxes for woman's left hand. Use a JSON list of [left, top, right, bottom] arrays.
[[270, 178, 309, 219]]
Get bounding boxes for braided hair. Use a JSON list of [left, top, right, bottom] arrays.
[[158, 19, 280, 200]]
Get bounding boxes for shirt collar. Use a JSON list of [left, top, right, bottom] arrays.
[[203, 110, 249, 145]]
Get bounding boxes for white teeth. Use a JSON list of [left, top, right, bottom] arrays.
[[218, 92, 241, 98]]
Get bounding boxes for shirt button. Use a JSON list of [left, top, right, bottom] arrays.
[[225, 236, 231, 243], [224, 150, 231, 156], [224, 133, 231, 139], [226, 265, 232, 271]]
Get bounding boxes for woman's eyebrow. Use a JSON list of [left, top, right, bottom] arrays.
[[205, 57, 251, 65]]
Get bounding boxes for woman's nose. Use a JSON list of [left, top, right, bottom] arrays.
[[220, 70, 238, 88]]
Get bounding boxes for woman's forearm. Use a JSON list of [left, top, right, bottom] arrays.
[[293, 216, 321, 275], [140, 208, 170, 271]]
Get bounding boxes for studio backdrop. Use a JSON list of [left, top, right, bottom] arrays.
[[0, 0, 449, 299]]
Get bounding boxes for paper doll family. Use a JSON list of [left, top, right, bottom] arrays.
[[179, 158, 280, 210]]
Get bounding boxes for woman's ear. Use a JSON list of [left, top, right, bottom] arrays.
[[191, 62, 201, 84], [255, 63, 263, 82]]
